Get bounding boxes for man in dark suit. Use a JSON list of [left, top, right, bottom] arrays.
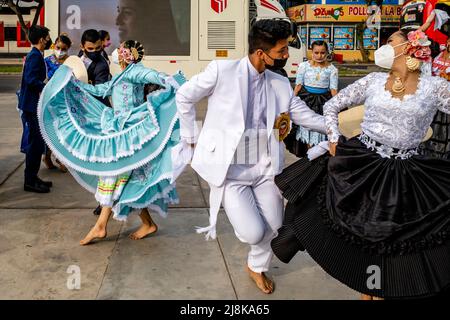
[[78, 29, 111, 214], [78, 29, 111, 107], [18, 26, 53, 193]]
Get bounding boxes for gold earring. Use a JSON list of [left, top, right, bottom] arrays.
[[406, 56, 421, 72]]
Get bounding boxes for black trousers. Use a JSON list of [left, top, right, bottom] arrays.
[[21, 111, 45, 184]]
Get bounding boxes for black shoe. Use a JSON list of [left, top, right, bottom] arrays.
[[93, 205, 102, 215], [37, 177, 53, 188], [24, 181, 50, 193]]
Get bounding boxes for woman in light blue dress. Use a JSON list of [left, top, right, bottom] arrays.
[[38, 40, 186, 245], [285, 40, 338, 157]]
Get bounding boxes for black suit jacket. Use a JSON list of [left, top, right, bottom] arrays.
[[78, 51, 112, 106], [18, 47, 47, 113]]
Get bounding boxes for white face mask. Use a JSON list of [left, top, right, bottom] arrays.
[[374, 42, 408, 69], [111, 48, 120, 65], [54, 49, 67, 59]]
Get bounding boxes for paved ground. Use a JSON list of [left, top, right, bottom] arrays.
[[0, 82, 360, 299]]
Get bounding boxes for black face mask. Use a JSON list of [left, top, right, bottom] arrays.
[[264, 52, 288, 69], [85, 51, 102, 62], [44, 38, 53, 50]]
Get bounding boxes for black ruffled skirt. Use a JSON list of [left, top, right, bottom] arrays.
[[284, 87, 332, 158], [272, 136, 450, 299], [420, 111, 450, 159]]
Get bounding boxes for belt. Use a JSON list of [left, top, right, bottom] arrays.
[[359, 132, 419, 160]]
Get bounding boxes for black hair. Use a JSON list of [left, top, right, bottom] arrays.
[[55, 33, 72, 48], [81, 29, 100, 45], [311, 40, 329, 53], [28, 25, 50, 45], [248, 19, 292, 54], [99, 30, 110, 41], [397, 29, 409, 40], [123, 40, 145, 63]]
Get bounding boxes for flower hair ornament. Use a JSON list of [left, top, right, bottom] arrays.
[[404, 30, 432, 71], [118, 40, 145, 65]]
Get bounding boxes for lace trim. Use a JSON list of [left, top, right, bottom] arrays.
[[358, 132, 419, 159], [38, 68, 180, 177], [316, 176, 450, 256]]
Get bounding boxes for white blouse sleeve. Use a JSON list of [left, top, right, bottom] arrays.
[[295, 62, 306, 86], [329, 65, 338, 91], [324, 73, 375, 143]]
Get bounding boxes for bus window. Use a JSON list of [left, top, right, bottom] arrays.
[[116, 0, 191, 56], [59, 0, 191, 57]]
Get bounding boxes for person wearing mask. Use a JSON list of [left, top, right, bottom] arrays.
[[18, 26, 53, 193], [42, 33, 72, 172], [99, 30, 112, 63], [271, 29, 450, 300], [176, 19, 325, 294], [79, 29, 112, 215], [284, 40, 338, 158], [78, 29, 111, 100]]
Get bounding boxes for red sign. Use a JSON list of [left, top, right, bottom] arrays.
[[17, 22, 31, 47], [16, 8, 45, 48], [211, 0, 228, 14], [0, 22, 4, 47]]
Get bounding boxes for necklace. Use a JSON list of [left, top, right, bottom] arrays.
[[311, 61, 323, 81], [391, 76, 406, 94]]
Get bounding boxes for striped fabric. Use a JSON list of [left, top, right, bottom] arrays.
[[95, 174, 131, 207]]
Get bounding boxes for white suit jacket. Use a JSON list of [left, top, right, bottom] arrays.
[[176, 57, 326, 187]]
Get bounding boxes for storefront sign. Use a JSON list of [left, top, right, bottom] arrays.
[[288, 4, 402, 23]]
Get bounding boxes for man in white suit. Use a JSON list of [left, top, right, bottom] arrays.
[[176, 20, 326, 294]]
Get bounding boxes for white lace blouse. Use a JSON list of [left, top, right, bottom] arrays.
[[324, 72, 450, 151]]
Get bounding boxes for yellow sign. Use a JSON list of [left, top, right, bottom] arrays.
[[216, 50, 228, 58], [288, 5, 402, 23]]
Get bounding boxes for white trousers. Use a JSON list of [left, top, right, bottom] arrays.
[[221, 161, 284, 273]]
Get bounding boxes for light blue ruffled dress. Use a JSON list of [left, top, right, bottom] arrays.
[[38, 62, 186, 221], [295, 61, 338, 146]]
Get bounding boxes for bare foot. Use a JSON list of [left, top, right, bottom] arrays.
[[361, 294, 384, 300], [129, 221, 158, 240], [80, 226, 107, 246], [55, 158, 68, 173], [247, 266, 274, 294], [42, 155, 57, 170]]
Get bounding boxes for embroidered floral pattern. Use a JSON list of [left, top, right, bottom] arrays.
[[359, 132, 419, 159]]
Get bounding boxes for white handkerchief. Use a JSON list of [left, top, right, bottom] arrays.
[[171, 140, 193, 183], [307, 141, 329, 161]]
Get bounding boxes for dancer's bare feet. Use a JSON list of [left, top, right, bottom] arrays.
[[247, 266, 274, 294], [361, 294, 384, 300], [55, 158, 68, 173], [129, 222, 158, 240], [80, 226, 107, 246], [42, 155, 56, 170], [129, 209, 158, 240]]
